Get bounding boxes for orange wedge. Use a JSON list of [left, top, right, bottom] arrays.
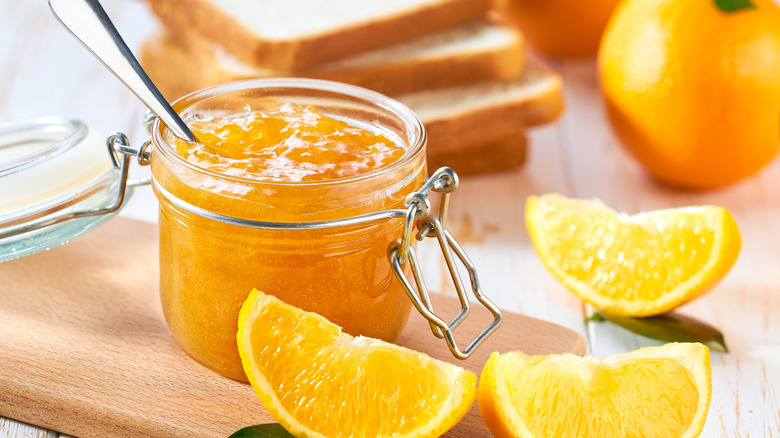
[[479, 343, 712, 438], [236, 289, 476, 438], [525, 194, 741, 316]]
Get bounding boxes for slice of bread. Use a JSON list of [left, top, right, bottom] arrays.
[[144, 0, 501, 69], [141, 19, 524, 98], [399, 66, 564, 154], [428, 133, 527, 177]]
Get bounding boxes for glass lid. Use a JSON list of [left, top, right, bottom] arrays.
[[0, 117, 87, 178], [0, 117, 130, 262]]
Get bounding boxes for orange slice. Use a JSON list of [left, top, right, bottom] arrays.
[[236, 289, 476, 438], [525, 194, 741, 316], [479, 343, 712, 438]]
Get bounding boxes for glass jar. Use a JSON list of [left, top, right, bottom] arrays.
[[150, 79, 427, 380]]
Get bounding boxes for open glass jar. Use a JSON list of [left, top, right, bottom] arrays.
[[0, 79, 501, 381], [151, 79, 428, 379]]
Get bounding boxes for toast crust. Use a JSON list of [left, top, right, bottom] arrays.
[[146, 0, 500, 70], [399, 69, 564, 153], [306, 32, 524, 96], [421, 92, 563, 152], [428, 133, 528, 177], [140, 25, 524, 97]]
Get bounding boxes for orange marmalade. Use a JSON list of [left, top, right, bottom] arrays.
[[176, 104, 405, 182], [151, 82, 426, 381]]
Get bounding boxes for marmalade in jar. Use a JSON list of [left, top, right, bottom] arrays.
[[151, 89, 426, 381], [176, 104, 405, 182]]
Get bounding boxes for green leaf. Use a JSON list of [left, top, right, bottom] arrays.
[[714, 0, 755, 12], [586, 311, 729, 353], [584, 312, 607, 323], [229, 424, 296, 438]]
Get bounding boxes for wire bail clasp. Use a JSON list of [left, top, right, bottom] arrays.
[[388, 167, 502, 359]]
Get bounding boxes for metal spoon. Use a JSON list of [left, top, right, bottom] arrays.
[[48, 0, 197, 142]]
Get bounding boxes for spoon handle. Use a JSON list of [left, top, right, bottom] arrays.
[[49, 0, 196, 142]]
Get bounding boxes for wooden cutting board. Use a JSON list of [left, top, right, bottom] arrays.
[[0, 217, 585, 438]]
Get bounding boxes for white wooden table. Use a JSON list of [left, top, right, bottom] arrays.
[[1, 1, 778, 437]]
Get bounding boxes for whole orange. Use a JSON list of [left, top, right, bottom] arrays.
[[498, 0, 621, 57], [599, 0, 780, 190]]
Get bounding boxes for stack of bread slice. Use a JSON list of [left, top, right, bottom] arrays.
[[140, 0, 564, 176]]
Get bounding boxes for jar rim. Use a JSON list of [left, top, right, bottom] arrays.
[[152, 78, 427, 187]]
